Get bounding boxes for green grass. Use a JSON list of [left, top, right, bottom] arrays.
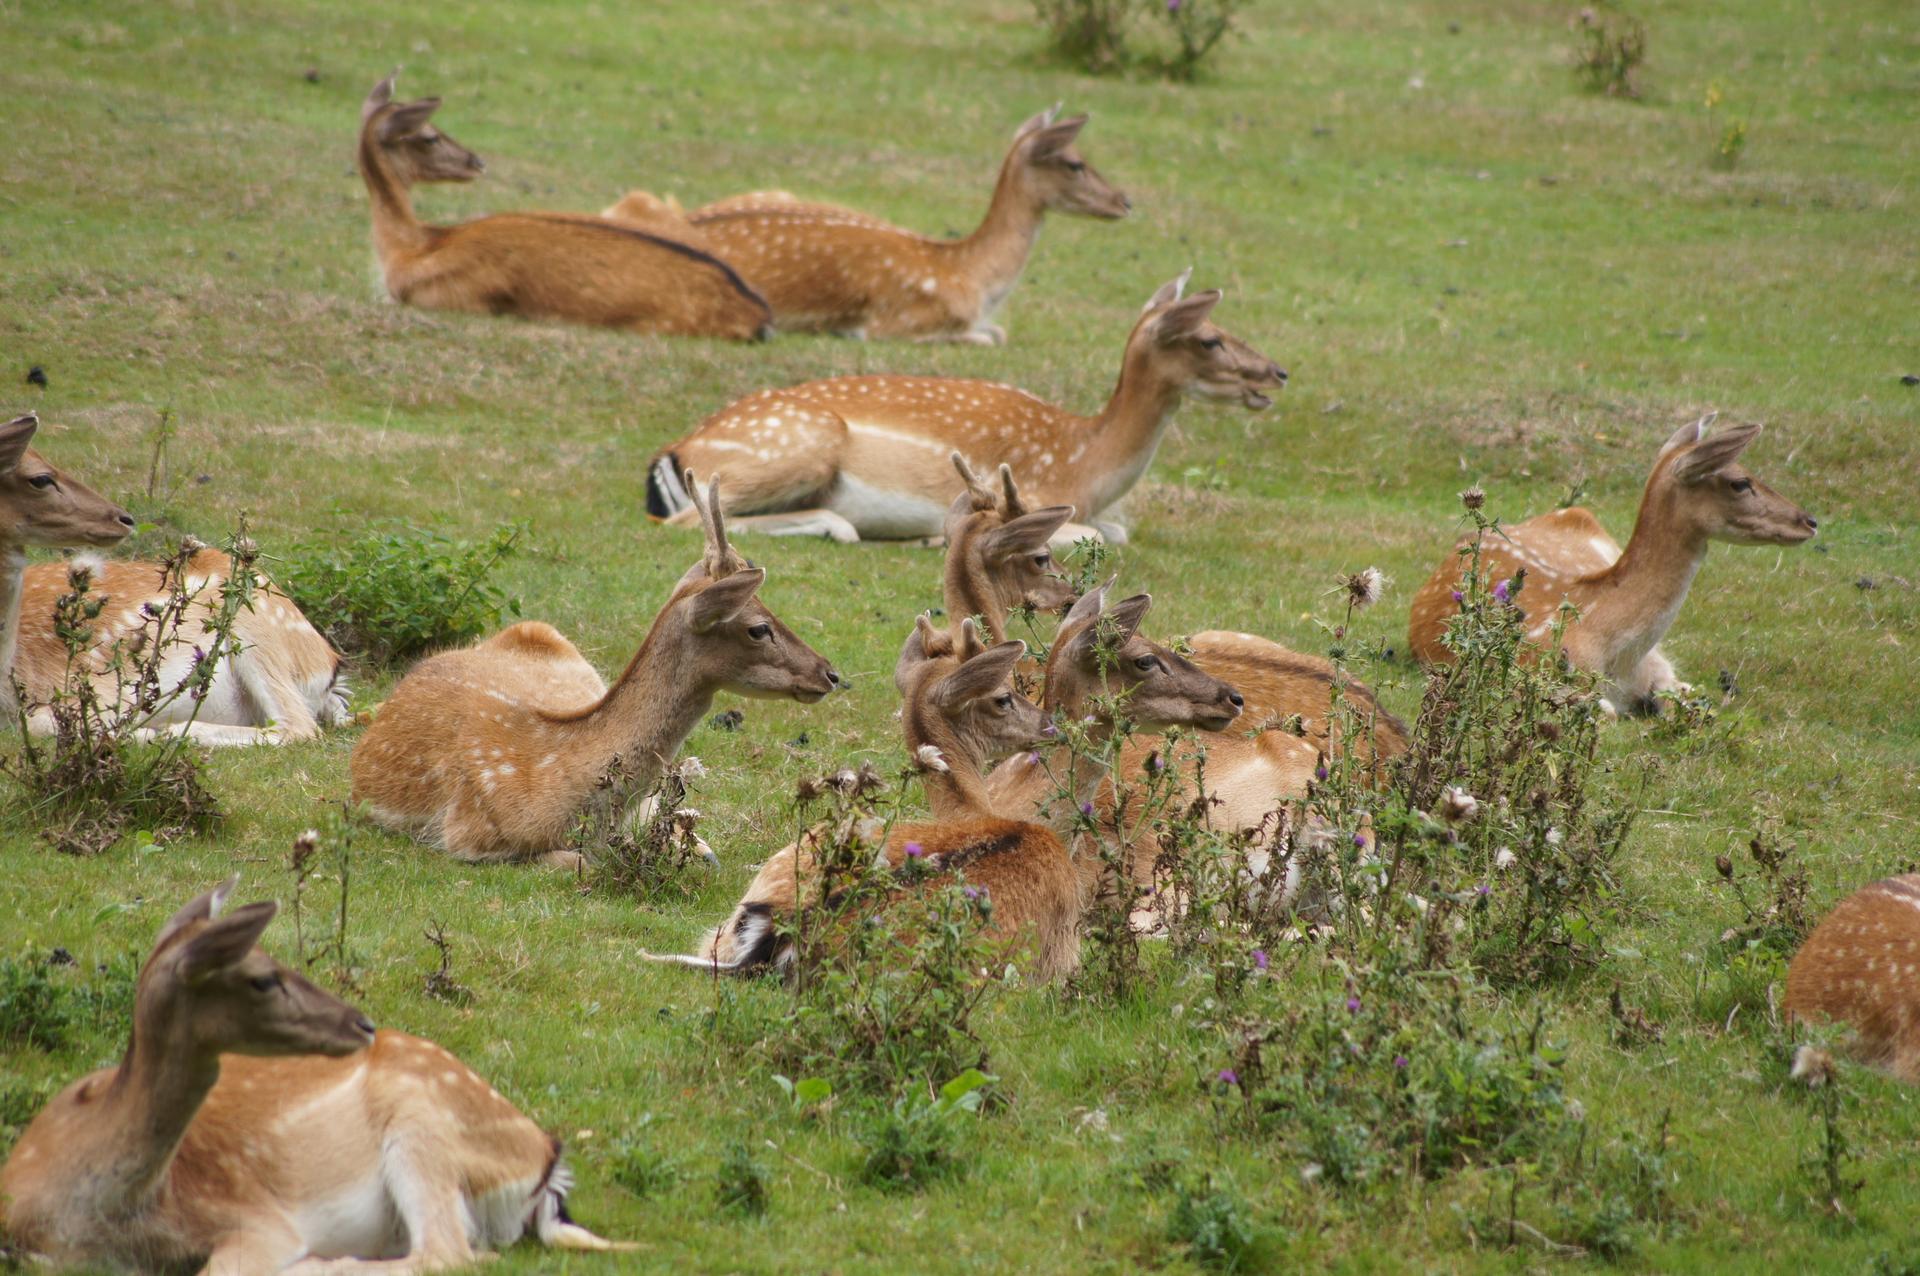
[[3, 0, 1918, 1270]]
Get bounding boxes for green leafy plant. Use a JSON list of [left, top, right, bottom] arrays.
[[608, 1118, 685, 1199], [714, 1140, 771, 1216], [279, 518, 523, 664], [1033, 0, 1245, 80], [1166, 1173, 1260, 1270], [581, 757, 714, 900], [0, 952, 73, 1050], [853, 1069, 994, 1193], [1572, 5, 1646, 98], [1703, 82, 1750, 169]]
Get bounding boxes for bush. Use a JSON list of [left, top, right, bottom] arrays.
[[279, 519, 523, 664], [1034, 0, 1246, 80], [0, 953, 72, 1050], [853, 1069, 993, 1193], [581, 757, 715, 900], [714, 1141, 770, 1216], [608, 1121, 685, 1199], [1166, 1174, 1259, 1270], [1572, 5, 1646, 98]]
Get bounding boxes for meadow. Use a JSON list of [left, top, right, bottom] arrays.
[[2, 0, 1918, 1270]]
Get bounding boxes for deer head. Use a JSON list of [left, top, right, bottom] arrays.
[[668, 476, 840, 703], [944, 453, 1078, 623], [897, 616, 1056, 767], [1128, 271, 1287, 410], [1652, 414, 1817, 546], [0, 413, 136, 550], [361, 72, 486, 187], [1006, 105, 1131, 220], [141, 877, 375, 1060], [1047, 579, 1244, 733]]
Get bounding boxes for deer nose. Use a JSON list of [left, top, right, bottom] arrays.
[[471, 156, 486, 173], [354, 1015, 376, 1036], [1271, 364, 1289, 384], [825, 668, 842, 688], [1804, 515, 1818, 530], [114, 511, 136, 529], [1226, 690, 1245, 709]]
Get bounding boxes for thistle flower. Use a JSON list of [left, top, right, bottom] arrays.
[[1393, 1055, 1409, 1069], [66, 553, 103, 589], [1314, 764, 1328, 782], [915, 744, 951, 774], [963, 885, 983, 900], [1216, 1068, 1237, 1085], [232, 535, 258, 560], [904, 841, 925, 859], [829, 768, 860, 793], [1450, 589, 1464, 604], [180, 535, 208, 554], [1251, 949, 1268, 971], [1341, 567, 1385, 611], [1352, 830, 1367, 848], [1345, 996, 1362, 1014], [1080, 801, 1095, 820], [1460, 485, 1485, 511], [1790, 1045, 1835, 1089], [1492, 578, 1512, 605], [678, 756, 708, 781], [1438, 786, 1479, 823], [1715, 854, 1734, 880], [1146, 750, 1165, 774], [1493, 847, 1518, 871]]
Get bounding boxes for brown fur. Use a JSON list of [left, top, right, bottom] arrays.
[[648, 272, 1285, 545], [1407, 415, 1816, 713], [358, 74, 771, 341], [0, 881, 620, 1271], [615, 106, 1129, 343], [1180, 630, 1409, 761], [1785, 875, 1920, 1083]]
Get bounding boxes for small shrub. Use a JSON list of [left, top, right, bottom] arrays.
[[1033, 0, 1246, 80], [286, 816, 361, 992], [0, 953, 72, 1050], [853, 1069, 993, 1193], [279, 518, 523, 664], [1167, 1174, 1259, 1270], [421, 922, 474, 1006], [1572, 5, 1646, 98], [714, 1140, 770, 1216], [581, 757, 714, 900], [0, 1077, 52, 1149], [608, 1121, 685, 1199], [1703, 83, 1749, 170]]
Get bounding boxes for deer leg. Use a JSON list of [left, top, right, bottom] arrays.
[[1625, 646, 1691, 713], [133, 720, 288, 747], [199, 1223, 306, 1276], [1048, 521, 1108, 553], [721, 509, 861, 543]]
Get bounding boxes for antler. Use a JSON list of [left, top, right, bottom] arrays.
[[996, 464, 1030, 518], [687, 472, 748, 576], [951, 452, 996, 512]]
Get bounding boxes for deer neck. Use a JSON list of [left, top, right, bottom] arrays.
[[906, 705, 997, 822], [357, 126, 430, 261], [943, 539, 1008, 644], [1083, 352, 1188, 516], [945, 167, 1045, 303], [83, 1009, 221, 1213], [1576, 490, 1709, 679], [549, 628, 715, 798], [986, 693, 1113, 829], [0, 546, 25, 717]]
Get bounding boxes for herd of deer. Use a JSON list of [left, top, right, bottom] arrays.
[[0, 68, 1886, 1275]]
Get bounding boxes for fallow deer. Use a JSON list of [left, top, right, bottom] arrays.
[[941, 452, 1079, 647], [351, 478, 839, 865], [607, 105, 1130, 344], [357, 73, 773, 341], [0, 877, 620, 1272], [645, 271, 1286, 545], [648, 619, 1086, 982], [0, 413, 347, 747], [1784, 876, 1920, 1083], [1407, 415, 1818, 715]]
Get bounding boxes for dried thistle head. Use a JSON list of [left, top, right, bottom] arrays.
[[1340, 567, 1385, 611], [914, 744, 951, 774], [1438, 785, 1479, 824], [1460, 485, 1486, 512], [1790, 1044, 1836, 1089]]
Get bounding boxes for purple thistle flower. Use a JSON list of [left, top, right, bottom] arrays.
[[963, 885, 983, 900], [1393, 1055, 1409, 1069], [904, 842, 924, 858], [1252, 949, 1268, 971], [1028, 752, 1043, 765], [1346, 996, 1362, 1014], [191, 645, 207, 664], [1352, 830, 1367, 848], [1168, 0, 1182, 11], [1493, 578, 1512, 605], [1314, 764, 1328, 782], [1476, 883, 1491, 898], [1217, 1068, 1237, 1085], [1080, 801, 1095, 819], [1450, 589, 1463, 604]]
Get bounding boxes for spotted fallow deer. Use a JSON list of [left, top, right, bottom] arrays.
[[357, 73, 772, 341], [645, 271, 1286, 546], [941, 453, 1079, 645], [1407, 415, 1817, 715], [648, 618, 1087, 982], [1785, 876, 1920, 1083], [0, 878, 620, 1273], [0, 413, 347, 747], [351, 478, 839, 865], [607, 105, 1130, 344]]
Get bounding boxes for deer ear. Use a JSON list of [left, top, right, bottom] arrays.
[[1152, 290, 1222, 343], [379, 97, 441, 140], [934, 640, 1027, 709], [895, 613, 950, 694], [1673, 422, 1763, 484], [1061, 575, 1114, 632], [1143, 268, 1192, 313], [1104, 593, 1153, 643], [362, 70, 398, 122], [983, 506, 1075, 560], [1027, 115, 1089, 160], [1658, 411, 1716, 458], [0, 413, 39, 473], [155, 875, 240, 948], [687, 568, 764, 633], [179, 901, 279, 985], [1013, 102, 1063, 140]]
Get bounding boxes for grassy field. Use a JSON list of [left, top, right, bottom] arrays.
[[3, 0, 1918, 1270]]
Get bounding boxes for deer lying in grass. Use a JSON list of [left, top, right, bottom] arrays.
[[0, 877, 621, 1272], [645, 272, 1285, 545], [351, 478, 838, 865], [1785, 875, 1920, 1083], [357, 73, 772, 341], [606, 105, 1130, 344], [1408, 415, 1817, 715], [0, 413, 348, 747], [940, 453, 1079, 645], [647, 619, 1087, 981]]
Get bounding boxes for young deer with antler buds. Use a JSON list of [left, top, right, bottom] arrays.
[[645, 272, 1285, 546], [1408, 414, 1817, 715], [352, 479, 838, 864], [357, 73, 772, 341], [1785, 876, 1920, 1084], [606, 105, 1129, 344], [0, 878, 621, 1272], [0, 413, 347, 747], [648, 619, 1089, 981]]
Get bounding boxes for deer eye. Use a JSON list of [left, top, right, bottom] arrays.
[[747, 623, 771, 641], [248, 974, 281, 993], [28, 474, 55, 490], [1031, 553, 1051, 569], [1134, 655, 1161, 672], [1729, 478, 1752, 494], [1065, 160, 1086, 173], [1199, 337, 1224, 351], [995, 694, 1014, 710]]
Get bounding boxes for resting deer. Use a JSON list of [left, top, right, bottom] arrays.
[[1407, 414, 1817, 715], [645, 271, 1286, 545], [606, 105, 1129, 344], [357, 73, 772, 341], [1785, 876, 1920, 1084], [941, 453, 1079, 646], [351, 478, 839, 864], [649, 619, 1086, 982], [0, 413, 347, 747], [0, 877, 620, 1272]]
